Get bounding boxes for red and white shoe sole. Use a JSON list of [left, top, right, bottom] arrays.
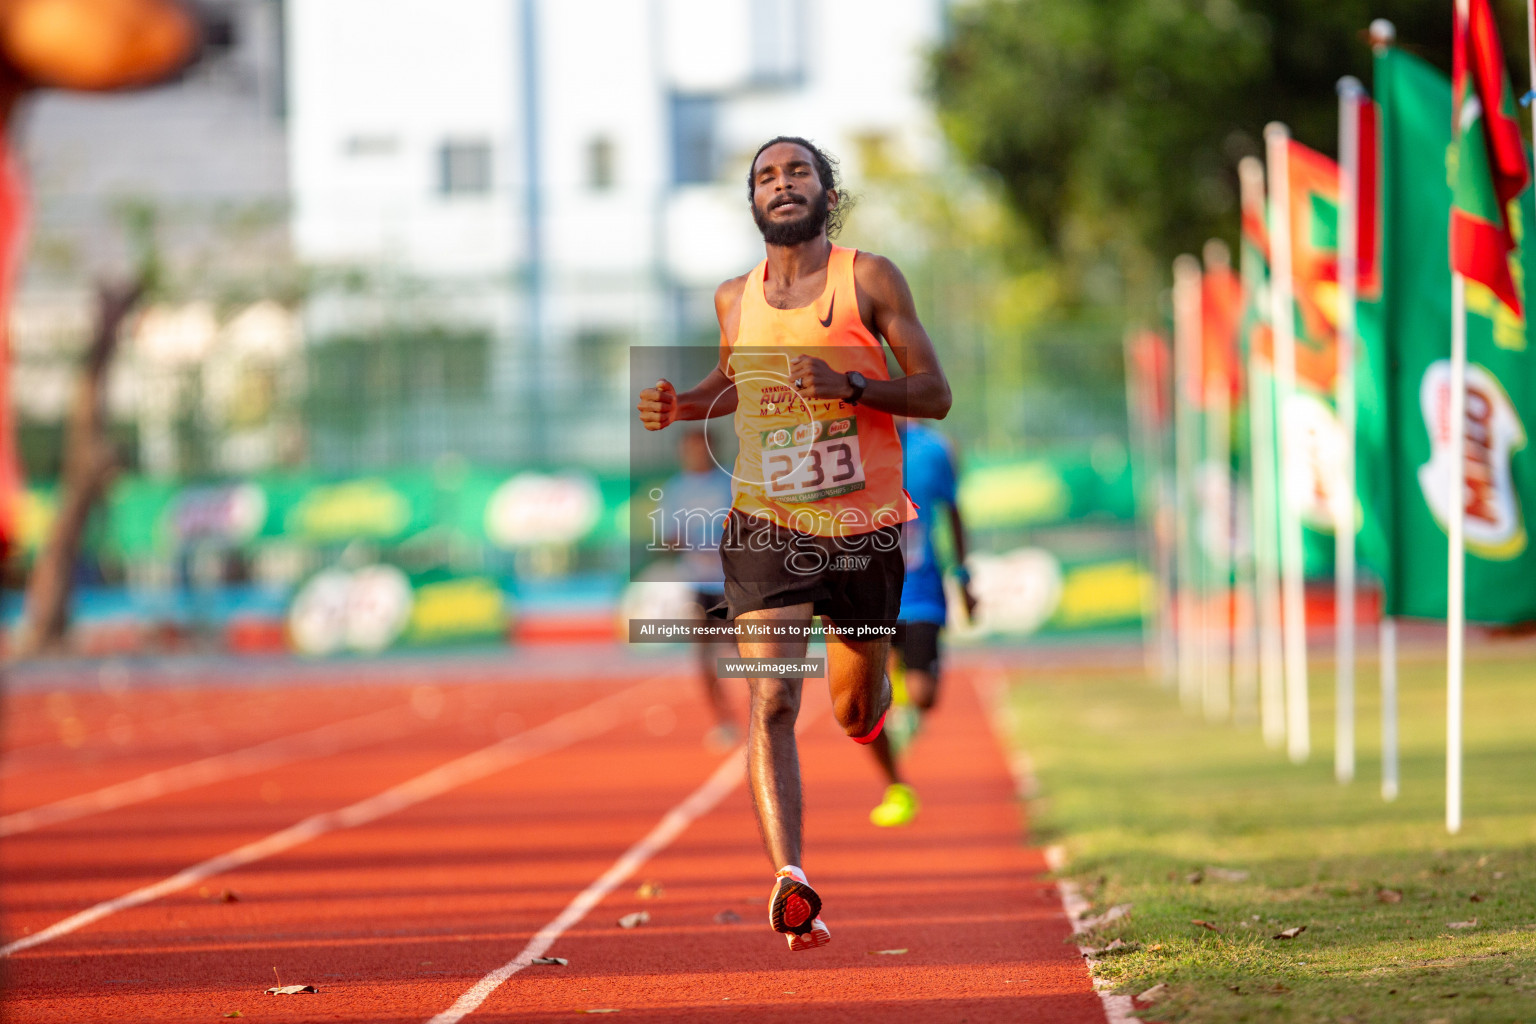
[[786, 918, 831, 951], [768, 877, 821, 935]]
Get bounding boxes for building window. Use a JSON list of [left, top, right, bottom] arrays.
[[202, 6, 239, 53], [345, 135, 399, 157], [749, 0, 804, 86], [438, 140, 493, 196], [670, 95, 717, 185], [587, 136, 616, 191]]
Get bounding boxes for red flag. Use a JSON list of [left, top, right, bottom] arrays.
[[1356, 96, 1382, 301], [1129, 329, 1172, 430], [1201, 261, 1243, 406], [1450, 0, 1530, 314], [1238, 158, 1273, 369], [0, 143, 27, 558], [1284, 140, 1341, 391]]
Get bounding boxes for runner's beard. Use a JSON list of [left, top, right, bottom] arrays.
[[754, 192, 830, 245]]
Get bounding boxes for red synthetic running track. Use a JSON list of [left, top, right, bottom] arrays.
[[0, 655, 1105, 1023]]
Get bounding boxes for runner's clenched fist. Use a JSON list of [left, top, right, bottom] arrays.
[[787, 354, 851, 401], [637, 378, 677, 430]]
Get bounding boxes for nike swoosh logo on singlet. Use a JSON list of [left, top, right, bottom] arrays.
[[818, 294, 836, 328]]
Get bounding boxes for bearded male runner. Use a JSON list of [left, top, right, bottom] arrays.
[[636, 136, 952, 950]]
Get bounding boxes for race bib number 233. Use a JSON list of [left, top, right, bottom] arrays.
[[760, 417, 866, 503]]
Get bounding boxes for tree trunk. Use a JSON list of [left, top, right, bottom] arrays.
[[13, 281, 141, 659]]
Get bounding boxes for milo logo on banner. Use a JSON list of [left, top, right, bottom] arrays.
[[1418, 361, 1529, 559]]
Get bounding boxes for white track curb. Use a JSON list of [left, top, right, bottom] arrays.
[[970, 670, 1143, 1024]]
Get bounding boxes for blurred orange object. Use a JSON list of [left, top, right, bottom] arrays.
[[0, 0, 198, 93]]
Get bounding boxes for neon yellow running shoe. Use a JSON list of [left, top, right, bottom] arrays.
[[869, 783, 920, 827]]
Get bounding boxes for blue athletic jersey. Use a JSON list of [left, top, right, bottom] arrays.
[[660, 467, 733, 590], [899, 423, 958, 625]]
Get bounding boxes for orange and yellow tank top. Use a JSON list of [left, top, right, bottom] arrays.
[[727, 245, 915, 537]]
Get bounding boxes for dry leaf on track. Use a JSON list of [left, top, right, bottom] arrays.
[[266, 985, 318, 994], [529, 957, 568, 966], [635, 881, 664, 899], [868, 948, 909, 955], [617, 911, 650, 929]]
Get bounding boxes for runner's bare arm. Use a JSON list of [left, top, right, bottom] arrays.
[[634, 278, 746, 430], [787, 253, 951, 418], [947, 502, 978, 618]]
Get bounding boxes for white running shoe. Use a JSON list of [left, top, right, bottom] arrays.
[[786, 917, 831, 951]]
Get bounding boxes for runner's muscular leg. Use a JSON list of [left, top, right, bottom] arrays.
[[737, 602, 813, 868], [825, 626, 902, 785], [906, 668, 938, 711]]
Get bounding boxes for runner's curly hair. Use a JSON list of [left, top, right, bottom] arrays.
[[746, 136, 854, 239]]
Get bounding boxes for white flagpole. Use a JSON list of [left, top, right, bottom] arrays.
[[1231, 487, 1260, 725], [1159, 472, 1180, 690], [1203, 240, 1234, 723], [1264, 122, 1311, 763], [1447, 272, 1467, 835], [1173, 255, 1205, 712], [1335, 77, 1364, 785], [1240, 156, 1287, 749], [1124, 328, 1160, 681], [1370, 17, 1400, 803], [1380, 616, 1399, 800], [1529, 0, 1536, 135]]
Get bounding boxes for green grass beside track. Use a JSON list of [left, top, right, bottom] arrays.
[[1004, 645, 1536, 1023]]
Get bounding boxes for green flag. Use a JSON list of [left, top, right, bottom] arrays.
[[1366, 45, 1536, 624]]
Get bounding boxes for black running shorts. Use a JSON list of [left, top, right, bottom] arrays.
[[896, 620, 942, 677], [718, 510, 904, 625]]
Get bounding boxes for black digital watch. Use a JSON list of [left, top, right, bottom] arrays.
[[844, 370, 868, 405]]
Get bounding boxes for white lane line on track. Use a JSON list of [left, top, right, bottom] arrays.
[[425, 693, 831, 1024], [425, 747, 747, 1024], [0, 703, 430, 837], [0, 677, 671, 958], [967, 668, 1142, 1024]]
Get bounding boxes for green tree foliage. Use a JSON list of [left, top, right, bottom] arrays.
[[930, 1, 1522, 313]]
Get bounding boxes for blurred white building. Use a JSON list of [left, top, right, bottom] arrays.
[[285, 0, 948, 470], [11, 0, 294, 481]]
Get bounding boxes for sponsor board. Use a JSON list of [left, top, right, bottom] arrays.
[[288, 565, 510, 655], [484, 471, 603, 548]]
